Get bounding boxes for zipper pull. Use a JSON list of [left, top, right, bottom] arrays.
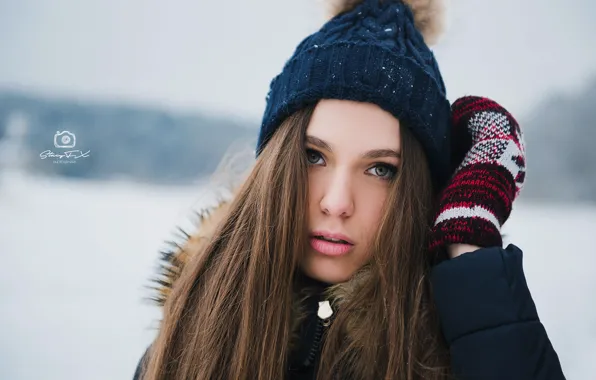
[[317, 300, 333, 321]]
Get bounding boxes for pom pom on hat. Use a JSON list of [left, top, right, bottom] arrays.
[[325, 0, 446, 45]]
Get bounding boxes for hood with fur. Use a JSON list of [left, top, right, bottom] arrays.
[[148, 198, 232, 308]]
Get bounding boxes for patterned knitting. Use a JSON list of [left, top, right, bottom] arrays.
[[429, 96, 526, 253], [256, 0, 452, 188]]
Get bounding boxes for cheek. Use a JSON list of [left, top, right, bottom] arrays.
[[307, 169, 324, 214], [355, 184, 389, 240], [348, 183, 389, 270]]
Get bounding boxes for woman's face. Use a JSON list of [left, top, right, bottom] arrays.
[[302, 99, 402, 284]]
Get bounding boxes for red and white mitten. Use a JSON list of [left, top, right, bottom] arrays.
[[429, 96, 526, 254]]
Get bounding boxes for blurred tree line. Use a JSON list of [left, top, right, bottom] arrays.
[[520, 77, 596, 203], [0, 91, 256, 184], [0, 77, 595, 201]]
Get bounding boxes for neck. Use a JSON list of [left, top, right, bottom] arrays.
[[296, 270, 333, 292]]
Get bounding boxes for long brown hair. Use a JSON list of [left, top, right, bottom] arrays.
[[141, 103, 451, 380]]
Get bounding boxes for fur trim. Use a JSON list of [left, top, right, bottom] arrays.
[[326, 0, 446, 45], [148, 200, 231, 307]]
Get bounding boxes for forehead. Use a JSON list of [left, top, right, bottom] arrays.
[[306, 99, 401, 153]]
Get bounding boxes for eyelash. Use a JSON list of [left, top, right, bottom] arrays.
[[305, 148, 398, 181]]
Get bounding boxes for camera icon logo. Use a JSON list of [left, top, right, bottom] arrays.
[[54, 131, 76, 149]]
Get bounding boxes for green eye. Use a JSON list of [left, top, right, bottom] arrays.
[[306, 149, 324, 165], [374, 166, 389, 176], [366, 163, 397, 180]]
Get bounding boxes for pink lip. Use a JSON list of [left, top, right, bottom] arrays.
[[311, 231, 354, 244], [309, 230, 354, 257]]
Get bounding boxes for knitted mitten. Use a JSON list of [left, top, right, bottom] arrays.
[[429, 96, 526, 254]]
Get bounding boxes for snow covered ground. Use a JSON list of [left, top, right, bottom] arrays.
[[0, 172, 594, 379]]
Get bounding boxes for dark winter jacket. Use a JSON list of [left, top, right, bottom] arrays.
[[133, 202, 566, 380]]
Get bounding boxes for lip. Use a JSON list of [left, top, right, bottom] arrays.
[[309, 230, 354, 257], [310, 230, 355, 245]]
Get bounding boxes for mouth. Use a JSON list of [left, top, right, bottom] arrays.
[[313, 235, 351, 244], [309, 232, 354, 256]]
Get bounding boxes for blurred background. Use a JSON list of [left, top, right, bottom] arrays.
[[1, 0, 595, 379]]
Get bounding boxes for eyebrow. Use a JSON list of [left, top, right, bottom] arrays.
[[306, 135, 401, 159]]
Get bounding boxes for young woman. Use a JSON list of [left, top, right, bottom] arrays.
[[134, 1, 566, 379]]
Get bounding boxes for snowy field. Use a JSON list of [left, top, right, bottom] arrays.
[[0, 172, 594, 380]]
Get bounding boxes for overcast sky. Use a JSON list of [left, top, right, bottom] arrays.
[[1, 0, 595, 122]]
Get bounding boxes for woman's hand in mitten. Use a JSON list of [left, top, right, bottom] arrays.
[[429, 96, 526, 259]]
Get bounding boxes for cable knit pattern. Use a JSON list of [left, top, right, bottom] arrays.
[[429, 96, 526, 253], [257, 0, 451, 188]]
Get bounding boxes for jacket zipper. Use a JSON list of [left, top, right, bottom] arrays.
[[303, 300, 334, 367]]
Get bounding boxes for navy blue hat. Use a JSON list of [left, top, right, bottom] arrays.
[[257, 0, 451, 187]]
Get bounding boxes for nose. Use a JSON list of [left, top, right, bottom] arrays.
[[320, 170, 354, 218]]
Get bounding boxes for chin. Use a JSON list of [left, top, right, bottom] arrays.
[[300, 254, 356, 285]]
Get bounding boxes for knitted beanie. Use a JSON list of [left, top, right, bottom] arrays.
[[257, 0, 451, 187]]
